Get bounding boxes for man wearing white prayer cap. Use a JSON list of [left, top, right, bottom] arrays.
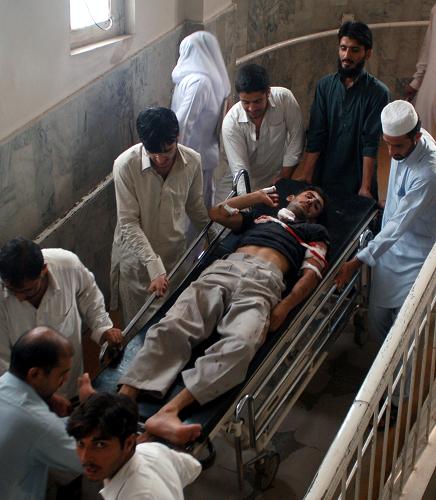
[[336, 100, 436, 344]]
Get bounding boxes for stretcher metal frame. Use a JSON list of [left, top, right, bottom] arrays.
[[96, 170, 378, 492]]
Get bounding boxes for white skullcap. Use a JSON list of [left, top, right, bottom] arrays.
[[381, 100, 418, 136]]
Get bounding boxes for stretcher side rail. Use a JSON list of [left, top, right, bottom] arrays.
[[93, 178, 378, 490], [98, 168, 252, 369], [188, 196, 377, 489]]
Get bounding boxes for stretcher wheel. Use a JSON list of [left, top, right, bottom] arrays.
[[254, 451, 280, 491]]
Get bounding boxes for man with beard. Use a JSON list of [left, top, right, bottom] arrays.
[[336, 100, 436, 343], [119, 185, 329, 445], [297, 21, 389, 199]]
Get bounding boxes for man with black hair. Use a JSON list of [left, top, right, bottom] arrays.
[[67, 393, 201, 499], [298, 21, 390, 199], [120, 185, 329, 445], [0, 238, 122, 399], [0, 326, 85, 500], [222, 63, 304, 192], [110, 107, 211, 326]]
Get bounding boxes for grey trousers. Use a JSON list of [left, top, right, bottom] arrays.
[[120, 253, 285, 405]]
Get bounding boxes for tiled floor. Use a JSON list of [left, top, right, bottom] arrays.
[[185, 328, 380, 499]]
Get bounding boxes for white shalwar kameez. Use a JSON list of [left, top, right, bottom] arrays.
[[222, 87, 304, 192], [171, 31, 231, 207], [0, 249, 113, 398], [357, 130, 436, 342]]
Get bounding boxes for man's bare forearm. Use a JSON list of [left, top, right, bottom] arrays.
[[296, 151, 320, 182], [281, 269, 319, 312], [208, 191, 270, 229]]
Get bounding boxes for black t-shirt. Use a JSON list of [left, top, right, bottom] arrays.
[[237, 209, 330, 282]]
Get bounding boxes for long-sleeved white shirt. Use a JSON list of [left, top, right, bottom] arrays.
[[222, 86, 304, 191], [100, 442, 201, 500], [0, 249, 112, 398], [357, 130, 436, 308], [111, 143, 211, 285]]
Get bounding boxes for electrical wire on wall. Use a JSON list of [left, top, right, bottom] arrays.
[[80, 0, 113, 31]]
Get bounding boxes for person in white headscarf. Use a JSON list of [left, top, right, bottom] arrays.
[[405, 3, 436, 138], [171, 31, 231, 207]]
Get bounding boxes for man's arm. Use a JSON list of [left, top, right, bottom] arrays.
[[34, 414, 82, 474], [269, 243, 326, 333], [297, 151, 321, 183], [222, 111, 251, 192], [114, 157, 167, 284], [336, 172, 435, 288], [359, 84, 390, 195], [208, 189, 279, 232], [276, 90, 305, 181], [185, 156, 212, 232], [74, 256, 122, 346], [359, 156, 376, 198], [295, 81, 327, 182]]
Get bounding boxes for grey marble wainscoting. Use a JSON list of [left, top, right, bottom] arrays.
[[0, 25, 185, 298]]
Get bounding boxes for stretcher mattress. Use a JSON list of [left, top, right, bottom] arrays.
[[93, 179, 377, 436]]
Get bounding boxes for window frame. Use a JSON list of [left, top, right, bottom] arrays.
[[70, 0, 126, 50]]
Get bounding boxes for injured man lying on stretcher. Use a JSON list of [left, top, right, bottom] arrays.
[[119, 185, 330, 445]]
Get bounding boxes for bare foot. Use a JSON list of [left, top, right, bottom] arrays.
[[119, 384, 140, 400], [145, 408, 202, 446], [78, 373, 96, 402]]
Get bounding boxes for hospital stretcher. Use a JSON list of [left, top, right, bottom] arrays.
[[94, 173, 378, 491]]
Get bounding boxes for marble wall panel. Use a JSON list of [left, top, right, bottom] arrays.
[[36, 181, 117, 303], [0, 26, 183, 298], [1, 2, 431, 300]]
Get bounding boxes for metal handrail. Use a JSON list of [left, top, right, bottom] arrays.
[[236, 21, 428, 65], [305, 243, 436, 499]]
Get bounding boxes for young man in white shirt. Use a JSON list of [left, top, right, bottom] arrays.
[[222, 63, 304, 192], [110, 107, 211, 326], [67, 392, 201, 500], [0, 237, 122, 400]]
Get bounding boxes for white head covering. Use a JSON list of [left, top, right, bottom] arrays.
[[381, 100, 419, 136], [172, 31, 231, 105]]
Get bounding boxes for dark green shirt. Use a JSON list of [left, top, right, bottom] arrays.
[[306, 71, 389, 197]]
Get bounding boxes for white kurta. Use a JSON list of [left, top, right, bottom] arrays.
[[0, 249, 112, 398], [110, 143, 211, 324], [171, 31, 231, 207], [410, 4, 436, 138], [222, 87, 304, 192], [99, 443, 201, 500]]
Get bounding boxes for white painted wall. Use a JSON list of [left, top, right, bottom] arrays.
[[204, 0, 232, 20], [0, 0, 232, 141]]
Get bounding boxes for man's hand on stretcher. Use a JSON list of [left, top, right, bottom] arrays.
[[148, 273, 169, 297], [335, 257, 362, 291]]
